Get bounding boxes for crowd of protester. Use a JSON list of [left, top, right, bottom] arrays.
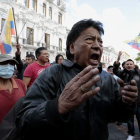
[[0, 19, 139, 140]]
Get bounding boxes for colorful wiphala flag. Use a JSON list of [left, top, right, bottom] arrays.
[[0, 9, 15, 54]]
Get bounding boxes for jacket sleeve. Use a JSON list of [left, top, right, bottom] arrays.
[[113, 61, 121, 77], [107, 77, 136, 123], [97, 74, 136, 123], [15, 53, 23, 72], [16, 65, 70, 139], [112, 96, 136, 122]]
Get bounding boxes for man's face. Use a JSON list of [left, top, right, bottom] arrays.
[[102, 64, 105, 68], [107, 67, 113, 75], [125, 61, 135, 71], [70, 27, 103, 69], [26, 57, 33, 65], [37, 50, 48, 63]]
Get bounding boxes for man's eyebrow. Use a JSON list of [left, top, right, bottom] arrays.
[[85, 34, 102, 39]]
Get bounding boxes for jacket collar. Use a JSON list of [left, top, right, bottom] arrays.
[[62, 59, 83, 71], [62, 59, 102, 73]]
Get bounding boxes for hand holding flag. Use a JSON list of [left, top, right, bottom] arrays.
[[16, 44, 21, 55]]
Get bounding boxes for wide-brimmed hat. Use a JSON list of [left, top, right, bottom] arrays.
[[0, 54, 18, 64]]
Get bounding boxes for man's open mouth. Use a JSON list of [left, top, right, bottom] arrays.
[[90, 54, 100, 64]]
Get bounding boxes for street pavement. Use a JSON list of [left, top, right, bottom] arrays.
[[109, 118, 140, 140]]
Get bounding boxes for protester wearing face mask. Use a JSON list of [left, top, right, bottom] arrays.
[[0, 54, 26, 123]]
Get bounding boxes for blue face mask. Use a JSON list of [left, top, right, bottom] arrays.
[[0, 64, 14, 79]]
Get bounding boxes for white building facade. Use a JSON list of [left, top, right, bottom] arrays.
[[0, 1, 131, 66], [101, 46, 130, 69], [0, 0, 67, 63]]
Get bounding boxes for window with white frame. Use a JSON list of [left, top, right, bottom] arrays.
[[59, 38, 62, 51], [57, 0, 60, 6], [43, 3, 46, 17], [24, 0, 29, 8], [32, 0, 37, 12], [58, 13, 62, 24], [27, 27, 34, 45], [45, 33, 50, 49], [49, 7, 52, 20], [1, 18, 5, 32]]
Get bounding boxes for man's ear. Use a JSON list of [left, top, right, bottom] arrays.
[[36, 55, 39, 60], [70, 43, 74, 55]]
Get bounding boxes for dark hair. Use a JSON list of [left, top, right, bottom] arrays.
[[135, 65, 139, 70], [55, 54, 64, 63], [66, 19, 104, 60], [26, 54, 35, 60], [35, 47, 47, 59], [126, 59, 134, 64], [122, 61, 125, 67], [99, 62, 102, 67], [102, 62, 105, 65], [107, 65, 113, 70]]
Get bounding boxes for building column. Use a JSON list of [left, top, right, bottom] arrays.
[[18, 18, 23, 44], [22, 19, 27, 40], [0, 14, 1, 33], [34, 24, 39, 46], [29, 0, 32, 10], [37, 25, 42, 47], [38, 1, 42, 14]]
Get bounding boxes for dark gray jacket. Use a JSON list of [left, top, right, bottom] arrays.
[[16, 60, 136, 140], [15, 54, 27, 80]]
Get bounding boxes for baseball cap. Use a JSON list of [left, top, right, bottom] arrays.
[[0, 54, 18, 64]]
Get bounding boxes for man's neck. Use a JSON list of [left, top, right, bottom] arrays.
[[124, 68, 134, 72], [0, 77, 13, 93], [36, 60, 46, 66], [0, 77, 11, 85]]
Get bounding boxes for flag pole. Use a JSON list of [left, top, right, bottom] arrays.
[[12, 7, 18, 44]]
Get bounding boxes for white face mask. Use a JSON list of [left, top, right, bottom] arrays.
[[0, 64, 14, 79]]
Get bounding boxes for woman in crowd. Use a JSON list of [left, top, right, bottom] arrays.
[[55, 54, 64, 64]]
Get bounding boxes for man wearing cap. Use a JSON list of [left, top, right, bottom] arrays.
[[0, 54, 26, 123]]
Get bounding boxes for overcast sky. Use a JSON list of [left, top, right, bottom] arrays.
[[65, 0, 140, 57]]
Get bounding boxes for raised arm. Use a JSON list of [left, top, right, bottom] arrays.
[[116, 51, 123, 64], [15, 44, 23, 72], [113, 51, 123, 77]]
